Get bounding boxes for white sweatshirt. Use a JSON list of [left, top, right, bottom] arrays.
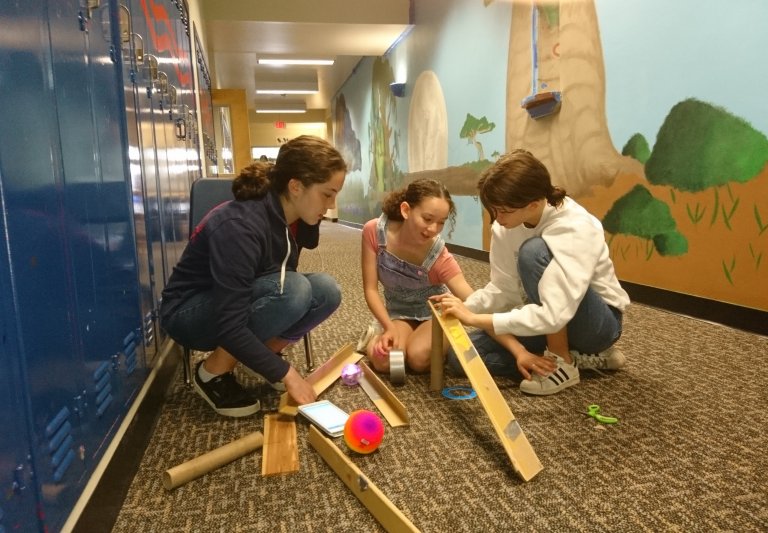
[[464, 197, 630, 337]]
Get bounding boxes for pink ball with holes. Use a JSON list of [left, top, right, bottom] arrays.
[[343, 410, 384, 454]]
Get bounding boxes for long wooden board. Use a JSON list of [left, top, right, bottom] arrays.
[[278, 343, 363, 416], [261, 414, 299, 476], [357, 362, 409, 427], [307, 426, 420, 532], [429, 301, 543, 481]]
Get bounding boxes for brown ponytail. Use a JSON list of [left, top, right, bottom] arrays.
[[232, 161, 271, 200]]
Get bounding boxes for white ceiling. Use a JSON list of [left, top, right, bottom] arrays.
[[202, 0, 412, 116]]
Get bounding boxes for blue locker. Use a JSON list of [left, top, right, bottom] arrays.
[[0, 0, 149, 530], [0, 0, 201, 528], [0, 175, 43, 533], [118, 2, 164, 362], [118, 0, 200, 361]]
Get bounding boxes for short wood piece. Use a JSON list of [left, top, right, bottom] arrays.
[[163, 432, 264, 490], [430, 317, 445, 391], [278, 343, 363, 416], [428, 301, 543, 482], [261, 414, 299, 476], [357, 362, 409, 427], [307, 426, 420, 533]]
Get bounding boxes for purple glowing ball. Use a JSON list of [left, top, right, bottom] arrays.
[[341, 363, 363, 386]]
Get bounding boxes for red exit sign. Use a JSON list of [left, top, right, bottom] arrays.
[[274, 121, 286, 129]]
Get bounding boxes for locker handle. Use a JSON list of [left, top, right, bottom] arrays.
[[157, 71, 168, 95], [118, 4, 131, 43], [80, 0, 101, 19], [132, 33, 144, 64], [142, 53, 159, 96], [175, 117, 187, 140]]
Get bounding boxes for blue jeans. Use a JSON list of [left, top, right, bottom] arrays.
[[163, 272, 341, 351], [447, 237, 622, 378]]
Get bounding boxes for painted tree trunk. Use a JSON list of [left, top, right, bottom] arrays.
[[506, 0, 638, 196]]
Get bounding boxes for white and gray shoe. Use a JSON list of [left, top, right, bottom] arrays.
[[570, 346, 626, 370], [356, 321, 382, 353], [520, 352, 580, 396]]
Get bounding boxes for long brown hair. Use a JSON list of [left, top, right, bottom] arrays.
[[477, 149, 566, 221], [232, 135, 347, 200], [381, 178, 457, 234]]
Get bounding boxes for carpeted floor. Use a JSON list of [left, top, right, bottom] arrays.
[[112, 222, 768, 532]]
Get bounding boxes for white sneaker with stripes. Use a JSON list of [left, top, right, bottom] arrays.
[[519, 351, 580, 396]]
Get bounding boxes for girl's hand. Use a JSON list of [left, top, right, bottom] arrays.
[[375, 327, 406, 354], [283, 366, 317, 405], [434, 294, 475, 326], [515, 350, 558, 380]]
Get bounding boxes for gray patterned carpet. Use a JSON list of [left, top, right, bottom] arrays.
[[112, 222, 768, 532]]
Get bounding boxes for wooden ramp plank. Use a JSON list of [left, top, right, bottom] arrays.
[[261, 414, 299, 476], [357, 362, 409, 427], [429, 301, 543, 482], [278, 343, 363, 416], [308, 426, 420, 533]]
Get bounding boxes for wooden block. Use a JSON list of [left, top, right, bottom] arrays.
[[428, 301, 543, 482], [430, 317, 445, 391], [278, 343, 363, 416], [357, 362, 409, 427], [307, 426, 419, 532], [261, 414, 299, 476]]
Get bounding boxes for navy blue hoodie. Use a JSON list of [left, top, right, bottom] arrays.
[[161, 190, 318, 383]]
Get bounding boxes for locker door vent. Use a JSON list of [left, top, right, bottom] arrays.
[[93, 362, 113, 417], [123, 329, 139, 375], [45, 407, 76, 483], [143, 311, 155, 347]]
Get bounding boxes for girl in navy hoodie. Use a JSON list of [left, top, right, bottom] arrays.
[[161, 136, 346, 417]]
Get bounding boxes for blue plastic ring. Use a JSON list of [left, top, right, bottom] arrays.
[[442, 386, 477, 400]]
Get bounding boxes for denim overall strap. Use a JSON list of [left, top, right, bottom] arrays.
[[375, 213, 448, 321], [375, 213, 389, 250], [421, 233, 445, 270]]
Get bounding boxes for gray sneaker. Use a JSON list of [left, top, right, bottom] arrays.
[[356, 321, 382, 353], [570, 346, 626, 370], [519, 352, 580, 396]]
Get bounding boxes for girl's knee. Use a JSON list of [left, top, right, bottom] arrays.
[[517, 237, 550, 275], [280, 272, 313, 312], [405, 345, 431, 373], [309, 273, 342, 310]]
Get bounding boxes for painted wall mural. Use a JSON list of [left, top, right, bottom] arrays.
[[333, 0, 767, 311]]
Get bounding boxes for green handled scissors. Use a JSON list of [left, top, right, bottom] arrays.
[[586, 404, 618, 424]]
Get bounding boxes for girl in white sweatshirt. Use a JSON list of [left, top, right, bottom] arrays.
[[435, 150, 629, 395]]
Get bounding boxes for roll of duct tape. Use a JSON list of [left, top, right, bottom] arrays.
[[389, 349, 405, 385]]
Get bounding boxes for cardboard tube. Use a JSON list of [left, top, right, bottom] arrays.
[[163, 431, 264, 490]]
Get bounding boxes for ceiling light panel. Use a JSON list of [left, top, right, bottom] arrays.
[[258, 56, 334, 66], [255, 80, 319, 95], [254, 100, 307, 114]]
